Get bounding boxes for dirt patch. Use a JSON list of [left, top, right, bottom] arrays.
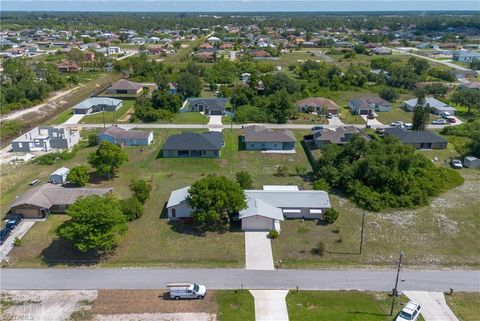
[[117, 107, 134, 122], [95, 313, 216, 321], [91, 290, 218, 315], [1, 290, 97, 321]]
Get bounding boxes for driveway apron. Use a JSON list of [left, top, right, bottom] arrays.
[[245, 231, 274, 270], [404, 291, 459, 321], [249, 290, 289, 321]]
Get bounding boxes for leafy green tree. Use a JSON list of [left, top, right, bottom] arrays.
[[87, 133, 99, 147], [177, 72, 202, 98], [88, 141, 128, 178], [268, 89, 296, 123], [120, 197, 144, 221], [408, 56, 430, 75], [379, 87, 398, 102], [469, 58, 480, 70], [129, 179, 152, 204], [424, 83, 448, 97], [186, 176, 246, 231], [57, 195, 127, 253], [235, 171, 253, 189], [412, 94, 431, 131], [323, 208, 339, 224], [67, 165, 90, 187], [451, 89, 480, 114], [312, 178, 330, 192], [151, 89, 182, 113]]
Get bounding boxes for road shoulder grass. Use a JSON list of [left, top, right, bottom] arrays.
[[445, 292, 480, 321]]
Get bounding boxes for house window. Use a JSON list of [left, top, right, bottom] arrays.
[[273, 144, 277, 148], [171, 208, 176, 218]]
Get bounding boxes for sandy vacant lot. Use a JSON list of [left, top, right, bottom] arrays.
[[1, 290, 217, 321], [1, 290, 97, 321]]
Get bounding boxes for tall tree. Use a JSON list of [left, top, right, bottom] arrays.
[[268, 89, 296, 124], [186, 176, 246, 231], [67, 165, 90, 187], [129, 179, 152, 204], [451, 89, 480, 114], [177, 72, 202, 98], [57, 195, 127, 253], [412, 94, 430, 131], [88, 141, 128, 178]]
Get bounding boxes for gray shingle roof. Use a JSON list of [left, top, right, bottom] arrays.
[[385, 128, 447, 143], [244, 125, 296, 143], [162, 132, 223, 151], [100, 126, 152, 140], [187, 98, 227, 111], [109, 79, 143, 91], [10, 184, 112, 209]]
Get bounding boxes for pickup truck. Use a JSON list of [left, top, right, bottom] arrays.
[[167, 282, 207, 300]]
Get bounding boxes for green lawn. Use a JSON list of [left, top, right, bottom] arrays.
[[79, 100, 135, 124], [169, 112, 208, 124], [445, 292, 480, 321], [5, 129, 312, 267], [287, 291, 424, 321], [216, 290, 255, 321], [339, 106, 366, 124]]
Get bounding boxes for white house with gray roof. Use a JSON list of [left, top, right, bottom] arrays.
[[166, 185, 331, 232], [72, 97, 123, 115], [452, 50, 480, 63], [402, 97, 456, 115]]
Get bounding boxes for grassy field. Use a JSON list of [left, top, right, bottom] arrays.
[[79, 100, 135, 124], [4, 129, 311, 267], [217, 290, 255, 321], [445, 292, 480, 321], [272, 140, 480, 268], [287, 291, 424, 321]]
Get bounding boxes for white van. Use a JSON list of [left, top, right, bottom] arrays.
[[167, 282, 207, 300]]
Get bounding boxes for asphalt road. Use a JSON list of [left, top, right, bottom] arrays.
[[1, 268, 479, 291]]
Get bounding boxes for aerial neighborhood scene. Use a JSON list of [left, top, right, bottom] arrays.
[[0, 1, 479, 321]]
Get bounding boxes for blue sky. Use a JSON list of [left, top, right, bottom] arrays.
[[2, 0, 479, 12]]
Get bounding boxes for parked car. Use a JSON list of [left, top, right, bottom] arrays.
[[5, 216, 22, 231], [396, 301, 421, 321], [326, 112, 333, 119], [311, 125, 324, 131], [375, 128, 385, 135], [440, 112, 451, 119], [0, 228, 10, 245], [447, 117, 456, 124], [451, 159, 463, 169], [404, 123, 413, 130], [367, 114, 375, 119], [390, 121, 405, 127], [432, 118, 447, 125], [167, 282, 207, 300]]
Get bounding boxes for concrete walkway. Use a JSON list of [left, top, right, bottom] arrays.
[[250, 290, 289, 321], [404, 291, 459, 321], [0, 221, 36, 261], [245, 232, 274, 270]]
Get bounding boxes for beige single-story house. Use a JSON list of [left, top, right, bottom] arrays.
[[9, 184, 113, 219]]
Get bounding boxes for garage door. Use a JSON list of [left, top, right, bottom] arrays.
[[360, 110, 369, 115], [210, 110, 223, 115], [242, 216, 274, 231]]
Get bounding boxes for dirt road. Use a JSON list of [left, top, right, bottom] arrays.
[[0, 86, 81, 122]]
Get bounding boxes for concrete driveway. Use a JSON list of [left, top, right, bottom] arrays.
[[245, 232, 274, 270], [403, 291, 459, 321], [327, 116, 345, 126], [0, 221, 36, 261], [361, 115, 384, 126], [250, 290, 289, 321], [63, 114, 84, 125], [207, 115, 223, 132]]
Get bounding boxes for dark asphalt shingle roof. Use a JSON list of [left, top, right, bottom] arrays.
[[244, 125, 296, 143], [100, 126, 152, 140], [187, 98, 227, 111], [162, 132, 223, 151], [385, 128, 447, 143]]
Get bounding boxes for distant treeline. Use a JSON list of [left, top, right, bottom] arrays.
[[1, 12, 480, 33]]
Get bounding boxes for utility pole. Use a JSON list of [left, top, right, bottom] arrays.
[[102, 106, 106, 128], [231, 101, 235, 132], [359, 211, 365, 254], [390, 251, 404, 316]]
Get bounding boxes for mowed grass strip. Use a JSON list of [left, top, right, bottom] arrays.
[[445, 292, 480, 321], [216, 290, 255, 321], [286, 291, 425, 321]]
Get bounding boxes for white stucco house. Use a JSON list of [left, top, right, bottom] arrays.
[[165, 185, 331, 232]]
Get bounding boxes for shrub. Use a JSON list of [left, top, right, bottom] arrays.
[[268, 230, 279, 239], [129, 179, 152, 204], [67, 165, 90, 187], [314, 241, 325, 256], [235, 171, 253, 189], [295, 165, 307, 175], [313, 178, 330, 192], [120, 197, 144, 221], [13, 237, 22, 247], [323, 208, 339, 224], [379, 87, 399, 102], [277, 165, 288, 177]]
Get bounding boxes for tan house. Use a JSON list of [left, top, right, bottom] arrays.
[[106, 79, 143, 96], [296, 97, 339, 115], [9, 184, 113, 219]]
